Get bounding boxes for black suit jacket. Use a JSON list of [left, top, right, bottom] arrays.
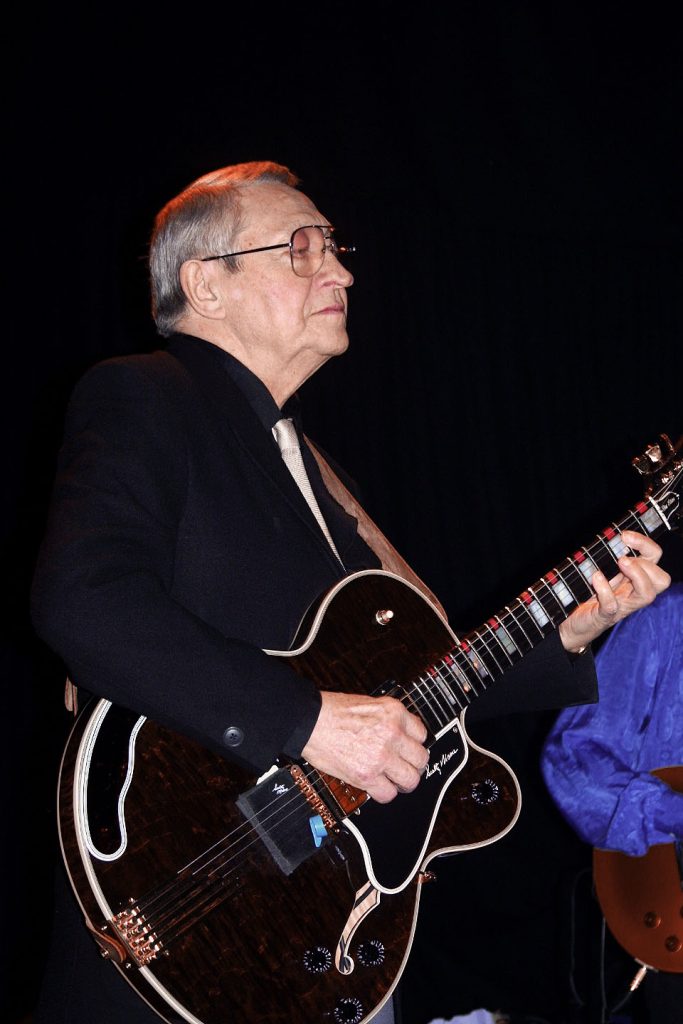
[[30, 333, 597, 1024], [32, 334, 381, 770], [32, 333, 597, 773]]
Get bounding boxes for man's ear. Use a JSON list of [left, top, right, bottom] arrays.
[[179, 260, 226, 321]]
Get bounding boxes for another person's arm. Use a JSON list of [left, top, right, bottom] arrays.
[[541, 587, 683, 855]]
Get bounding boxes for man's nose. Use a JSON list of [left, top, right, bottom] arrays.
[[324, 250, 354, 287]]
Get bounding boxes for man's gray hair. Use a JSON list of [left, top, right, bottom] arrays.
[[149, 161, 299, 338]]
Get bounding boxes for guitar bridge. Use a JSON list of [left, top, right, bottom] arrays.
[[110, 904, 164, 966], [289, 764, 339, 830]]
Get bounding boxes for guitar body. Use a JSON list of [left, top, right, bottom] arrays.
[[59, 571, 521, 1024], [593, 766, 683, 973]]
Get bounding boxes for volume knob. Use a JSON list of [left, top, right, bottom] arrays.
[[302, 946, 332, 973], [470, 779, 500, 805], [356, 939, 385, 966], [334, 996, 364, 1023]]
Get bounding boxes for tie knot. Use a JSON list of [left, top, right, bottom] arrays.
[[272, 417, 300, 454]]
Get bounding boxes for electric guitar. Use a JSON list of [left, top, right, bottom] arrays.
[[593, 766, 683, 974], [58, 434, 682, 1024]]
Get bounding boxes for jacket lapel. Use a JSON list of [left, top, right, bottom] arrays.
[[165, 335, 343, 565]]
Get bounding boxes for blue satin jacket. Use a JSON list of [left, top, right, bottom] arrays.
[[541, 583, 683, 855]]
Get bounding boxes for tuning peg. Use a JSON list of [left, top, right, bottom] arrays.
[[631, 433, 675, 477]]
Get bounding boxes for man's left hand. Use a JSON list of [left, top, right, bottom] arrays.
[[558, 531, 670, 654]]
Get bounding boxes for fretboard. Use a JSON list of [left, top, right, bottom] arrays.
[[405, 491, 674, 737]]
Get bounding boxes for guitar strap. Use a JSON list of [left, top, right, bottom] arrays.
[[305, 437, 448, 621]]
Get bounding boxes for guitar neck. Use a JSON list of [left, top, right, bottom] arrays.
[[409, 487, 678, 737]]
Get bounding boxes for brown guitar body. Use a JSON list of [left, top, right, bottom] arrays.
[[59, 571, 521, 1024], [593, 766, 683, 973]]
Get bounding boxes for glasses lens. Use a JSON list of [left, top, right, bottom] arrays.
[[290, 226, 327, 277]]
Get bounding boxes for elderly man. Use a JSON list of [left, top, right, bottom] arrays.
[[31, 161, 669, 1024]]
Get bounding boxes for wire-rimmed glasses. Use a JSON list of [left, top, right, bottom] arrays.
[[200, 225, 356, 278]]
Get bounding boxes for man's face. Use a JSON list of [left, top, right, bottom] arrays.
[[212, 182, 354, 401]]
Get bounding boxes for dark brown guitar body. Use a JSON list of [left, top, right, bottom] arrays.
[[59, 571, 520, 1024]]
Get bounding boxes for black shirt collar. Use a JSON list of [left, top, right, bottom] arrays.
[[173, 334, 301, 434]]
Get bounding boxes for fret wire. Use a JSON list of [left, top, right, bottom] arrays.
[[556, 565, 589, 605], [485, 618, 517, 665], [496, 623, 527, 659], [562, 554, 595, 602], [541, 576, 570, 619], [620, 513, 641, 550], [554, 563, 583, 608], [411, 674, 448, 731], [591, 532, 620, 574], [431, 664, 459, 709], [423, 669, 454, 725], [543, 568, 576, 614], [469, 629, 506, 677], [461, 634, 494, 680], [502, 603, 535, 652], [492, 614, 523, 659], [526, 583, 557, 626], [398, 683, 423, 722], [576, 546, 600, 588], [445, 652, 481, 701], [457, 641, 491, 685], [515, 594, 548, 637], [635, 496, 667, 535], [407, 676, 438, 731], [606, 523, 631, 561], [452, 645, 489, 694], [531, 578, 567, 624], [436, 659, 468, 710]]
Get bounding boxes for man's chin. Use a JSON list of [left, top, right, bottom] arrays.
[[331, 331, 350, 355]]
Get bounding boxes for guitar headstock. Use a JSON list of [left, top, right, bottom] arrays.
[[631, 433, 683, 532]]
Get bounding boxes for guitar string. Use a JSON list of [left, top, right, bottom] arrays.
[[129, 781, 333, 945], [126, 665, 470, 948], [119, 503, 662, 952], [133, 638, 501, 945], [130, 664, 472, 948], [135, 662, 462, 945]]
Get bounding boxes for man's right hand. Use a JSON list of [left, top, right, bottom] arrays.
[[301, 690, 430, 803]]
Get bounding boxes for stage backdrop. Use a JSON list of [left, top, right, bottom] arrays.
[[4, 7, 681, 1023]]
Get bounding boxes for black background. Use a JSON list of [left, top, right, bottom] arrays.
[[4, 4, 682, 1023]]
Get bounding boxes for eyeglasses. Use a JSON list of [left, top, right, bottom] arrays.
[[200, 224, 356, 278]]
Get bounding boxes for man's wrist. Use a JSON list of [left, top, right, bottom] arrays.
[[559, 619, 589, 657]]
